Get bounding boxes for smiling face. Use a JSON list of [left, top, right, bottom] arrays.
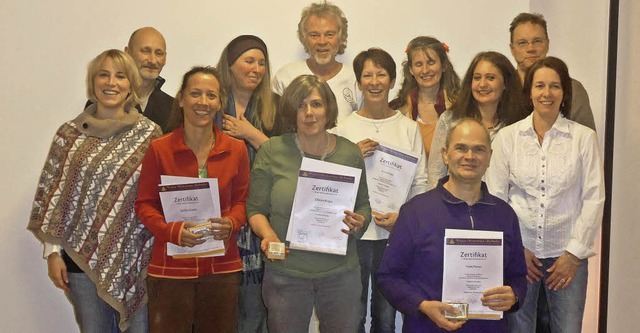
[[303, 15, 341, 66], [230, 48, 266, 93], [358, 59, 395, 104], [125, 28, 167, 82], [510, 22, 549, 73], [179, 73, 221, 129], [93, 57, 131, 112], [530, 66, 563, 120], [409, 48, 443, 90], [471, 60, 505, 109], [296, 88, 328, 138], [442, 120, 492, 184]]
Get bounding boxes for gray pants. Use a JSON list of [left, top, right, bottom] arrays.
[[262, 267, 361, 333]]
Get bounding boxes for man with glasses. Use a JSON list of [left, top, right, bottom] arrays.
[[509, 13, 596, 130]]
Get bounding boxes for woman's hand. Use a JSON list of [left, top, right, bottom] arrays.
[[209, 217, 233, 240], [546, 252, 581, 291], [373, 211, 398, 232], [481, 286, 517, 311], [180, 222, 206, 247], [222, 114, 257, 140], [418, 300, 466, 331], [342, 210, 365, 235], [356, 138, 378, 158], [524, 248, 544, 284], [47, 253, 70, 291]]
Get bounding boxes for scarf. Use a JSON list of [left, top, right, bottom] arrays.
[[226, 93, 265, 285]]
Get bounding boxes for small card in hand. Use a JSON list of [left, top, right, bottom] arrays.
[[188, 222, 214, 239], [444, 302, 468, 321], [267, 242, 286, 260]]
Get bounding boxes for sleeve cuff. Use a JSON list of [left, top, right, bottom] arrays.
[[565, 239, 595, 260], [43, 242, 62, 259]]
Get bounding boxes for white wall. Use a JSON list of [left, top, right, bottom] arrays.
[[0, 0, 611, 332], [607, 0, 640, 331]]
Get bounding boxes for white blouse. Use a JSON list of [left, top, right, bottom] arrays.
[[485, 113, 604, 260]]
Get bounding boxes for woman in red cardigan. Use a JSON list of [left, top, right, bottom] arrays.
[[135, 66, 250, 333]]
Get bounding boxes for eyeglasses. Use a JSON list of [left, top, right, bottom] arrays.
[[513, 38, 547, 49]]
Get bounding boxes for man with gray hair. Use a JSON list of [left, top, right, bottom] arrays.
[[272, 1, 360, 122]]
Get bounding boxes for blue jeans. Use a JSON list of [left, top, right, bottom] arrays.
[[67, 272, 148, 333], [357, 239, 396, 333], [262, 267, 361, 333], [507, 257, 588, 333]]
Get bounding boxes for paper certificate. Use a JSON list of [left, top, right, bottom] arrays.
[[158, 176, 225, 258], [442, 229, 504, 320], [285, 158, 362, 255], [365, 143, 418, 214]]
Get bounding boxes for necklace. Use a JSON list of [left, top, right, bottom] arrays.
[[197, 136, 216, 175], [373, 121, 383, 133], [295, 132, 330, 161]]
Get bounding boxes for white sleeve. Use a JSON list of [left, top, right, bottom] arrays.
[[43, 242, 62, 259]]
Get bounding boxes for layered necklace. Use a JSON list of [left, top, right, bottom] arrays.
[[295, 132, 330, 161]]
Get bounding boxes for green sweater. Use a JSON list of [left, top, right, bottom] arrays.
[[247, 133, 371, 278]]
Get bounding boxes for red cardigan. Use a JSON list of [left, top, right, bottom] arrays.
[[135, 126, 249, 278]]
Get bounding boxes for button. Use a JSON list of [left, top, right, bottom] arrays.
[[541, 186, 545, 191], [541, 156, 546, 161], [541, 180, 545, 183], [82, 123, 89, 129], [540, 203, 545, 208]]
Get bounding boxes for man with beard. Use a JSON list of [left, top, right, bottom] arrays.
[[272, 1, 360, 122]]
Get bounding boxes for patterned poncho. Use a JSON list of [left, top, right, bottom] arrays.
[[27, 105, 161, 331]]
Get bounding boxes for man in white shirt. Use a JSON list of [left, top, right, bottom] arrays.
[[272, 1, 360, 122], [508, 13, 596, 131]]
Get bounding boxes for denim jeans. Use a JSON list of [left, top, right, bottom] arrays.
[[507, 257, 588, 333], [357, 239, 396, 333], [262, 267, 361, 333], [67, 272, 148, 333]]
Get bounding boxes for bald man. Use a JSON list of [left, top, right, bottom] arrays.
[[85, 27, 173, 133], [124, 27, 173, 133]]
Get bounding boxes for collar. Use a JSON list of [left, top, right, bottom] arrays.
[[154, 76, 166, 91], [170, 125, 233, 156], [517, 113, 570, 137], [73, 104, 141, 139], [436, 176, 497, 206]]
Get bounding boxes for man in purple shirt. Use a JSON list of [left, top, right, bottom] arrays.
[[376, 117, 527, 332]]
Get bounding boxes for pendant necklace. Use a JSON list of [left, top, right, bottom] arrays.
[[295, 132, 330, 161]]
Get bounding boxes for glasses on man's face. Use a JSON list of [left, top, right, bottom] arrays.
[[513, 38, 547, 49]]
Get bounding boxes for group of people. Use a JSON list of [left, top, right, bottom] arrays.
[[27, 1, 604, 333]]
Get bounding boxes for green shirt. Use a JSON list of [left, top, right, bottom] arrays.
[[247, 133, 371, 278]]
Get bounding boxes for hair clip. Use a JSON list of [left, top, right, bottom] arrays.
[[442, 42, 450, 53]]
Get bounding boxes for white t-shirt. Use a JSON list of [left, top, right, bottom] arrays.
[[333, 110, 428, 240], [272, 60, 361, 122]]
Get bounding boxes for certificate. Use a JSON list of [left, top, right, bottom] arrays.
[[285, 157, 362, 255], [158, 176, 225, 258], [442, 229, 504, 320], [365, 143, 418, 214]]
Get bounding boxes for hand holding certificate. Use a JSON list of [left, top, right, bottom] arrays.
[[442, 229, 504, 320], [158, 176, 226, 258], [285, 158, 362, 255]]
